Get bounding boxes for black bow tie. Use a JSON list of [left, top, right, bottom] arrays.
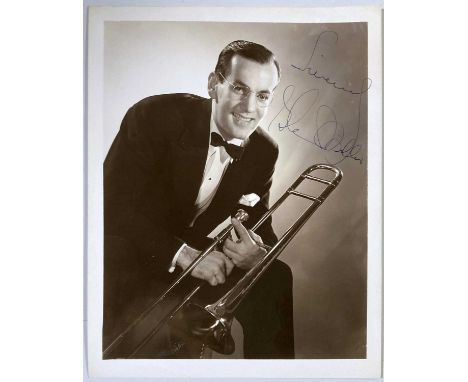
[[210, 132, 244, 161]]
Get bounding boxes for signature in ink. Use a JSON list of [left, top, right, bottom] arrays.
[[268, 78, 370, 165], [301, 78, 370, 164], [291, 30, 372, 95], [268, 85, 320, 134], [311, 103, 363, 165]]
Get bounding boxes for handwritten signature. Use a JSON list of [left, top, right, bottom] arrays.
[[291, 30, 372, 96], [268, 85, 320, 134], [312, 91, 364, 165], [268, 78, 370, 165], [266, 29, 372, 164]]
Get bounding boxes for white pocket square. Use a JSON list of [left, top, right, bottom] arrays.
[[238, 193, 260, 207]]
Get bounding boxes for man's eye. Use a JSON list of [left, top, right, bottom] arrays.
[[232, 85, 246, 94], [257, 93, 270, 102]]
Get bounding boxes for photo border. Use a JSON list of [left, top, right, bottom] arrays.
[[85, 4, 382, 379]]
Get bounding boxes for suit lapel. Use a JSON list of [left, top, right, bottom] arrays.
[[170, 99, 211, 222]]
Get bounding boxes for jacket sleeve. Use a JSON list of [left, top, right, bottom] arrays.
[[104, 101, 184, 271]]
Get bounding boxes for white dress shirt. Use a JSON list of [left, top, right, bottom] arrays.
[[168, 101, 243, 272]]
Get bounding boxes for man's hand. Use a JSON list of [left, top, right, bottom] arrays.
[[223, 218, 267, 270], [176, 245, 234, 286]]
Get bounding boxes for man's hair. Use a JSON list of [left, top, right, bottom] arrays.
[[215, 40, 281, 81]]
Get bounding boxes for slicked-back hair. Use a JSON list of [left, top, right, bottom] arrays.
[[214, 40, 281, 81]]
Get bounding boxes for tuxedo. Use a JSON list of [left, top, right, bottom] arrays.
[[103, 94, 294, 358]]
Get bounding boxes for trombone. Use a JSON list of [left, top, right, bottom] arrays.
[[103, 163, 343, 358]]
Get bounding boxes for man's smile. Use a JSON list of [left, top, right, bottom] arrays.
[[232, 112, 254, 123]]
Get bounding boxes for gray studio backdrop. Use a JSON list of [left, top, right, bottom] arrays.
[[103, 21, 368, 359]]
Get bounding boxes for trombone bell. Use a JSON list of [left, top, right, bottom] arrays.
[[170, 302, 235, 355]]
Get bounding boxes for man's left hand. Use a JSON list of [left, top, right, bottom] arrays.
[[222, 217, 267, 270]]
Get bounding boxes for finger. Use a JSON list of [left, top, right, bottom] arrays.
[[231, 218, 252, 243], [216, 272, 226, 284], [213, 251, 233, 276], [212, 251, 229, 261], [194, 259, 223, 279], [212, 250, 231, 262], [205, 253, 225, 268], [248, 229, 263, 244], [191, 268, 204, 280], [223, 246, 240, 259], [223, 237, 240, 252], [222, 253, 233, 263], [229, 229, 238, 243], [223, 247, 242, 264], [209, 257, 228, 277], [225, 258, 235, 275], [209, 275, 218, 286], [211, 256, 225, 268], [194, 267, 218, 284], [221, 253, 234, 266]]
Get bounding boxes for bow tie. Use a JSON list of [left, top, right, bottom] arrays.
[[210, 132, 244, 161]]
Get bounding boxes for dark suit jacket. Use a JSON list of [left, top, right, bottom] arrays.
[[104, 93, 279, 277]]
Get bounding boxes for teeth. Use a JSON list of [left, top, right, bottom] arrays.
[[233, 113, 252, 122]]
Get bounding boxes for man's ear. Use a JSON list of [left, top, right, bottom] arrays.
[[207, 72, 218, 101]]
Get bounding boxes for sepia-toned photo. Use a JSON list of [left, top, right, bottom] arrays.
[[86, 5, 382, 379]]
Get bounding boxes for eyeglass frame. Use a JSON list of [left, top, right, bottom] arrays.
[[216, 72, 275, 108]]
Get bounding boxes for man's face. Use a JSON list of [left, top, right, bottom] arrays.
[[211, 55, 279, 141]]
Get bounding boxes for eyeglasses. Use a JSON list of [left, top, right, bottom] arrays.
[[217, 72, 274, 108]]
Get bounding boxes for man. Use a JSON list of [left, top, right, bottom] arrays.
[[103, 40, 294, 359]]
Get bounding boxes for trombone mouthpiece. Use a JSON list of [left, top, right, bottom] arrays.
[[234, 209, 249, 223]]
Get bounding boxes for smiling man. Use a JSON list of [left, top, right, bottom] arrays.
[[209, 54, 278, 140], [103, 40, 294, 359]]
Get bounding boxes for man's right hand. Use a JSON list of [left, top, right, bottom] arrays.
[[176, 245, 234, 286]]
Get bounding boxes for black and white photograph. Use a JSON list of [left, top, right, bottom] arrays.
[[86, 5, 382, 379], [6, 2, 468, 382]]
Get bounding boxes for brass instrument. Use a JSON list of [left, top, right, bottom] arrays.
[[103, 164, 343, 358]]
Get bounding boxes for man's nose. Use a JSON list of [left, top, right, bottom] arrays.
[[243, 92, 257, 112]]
